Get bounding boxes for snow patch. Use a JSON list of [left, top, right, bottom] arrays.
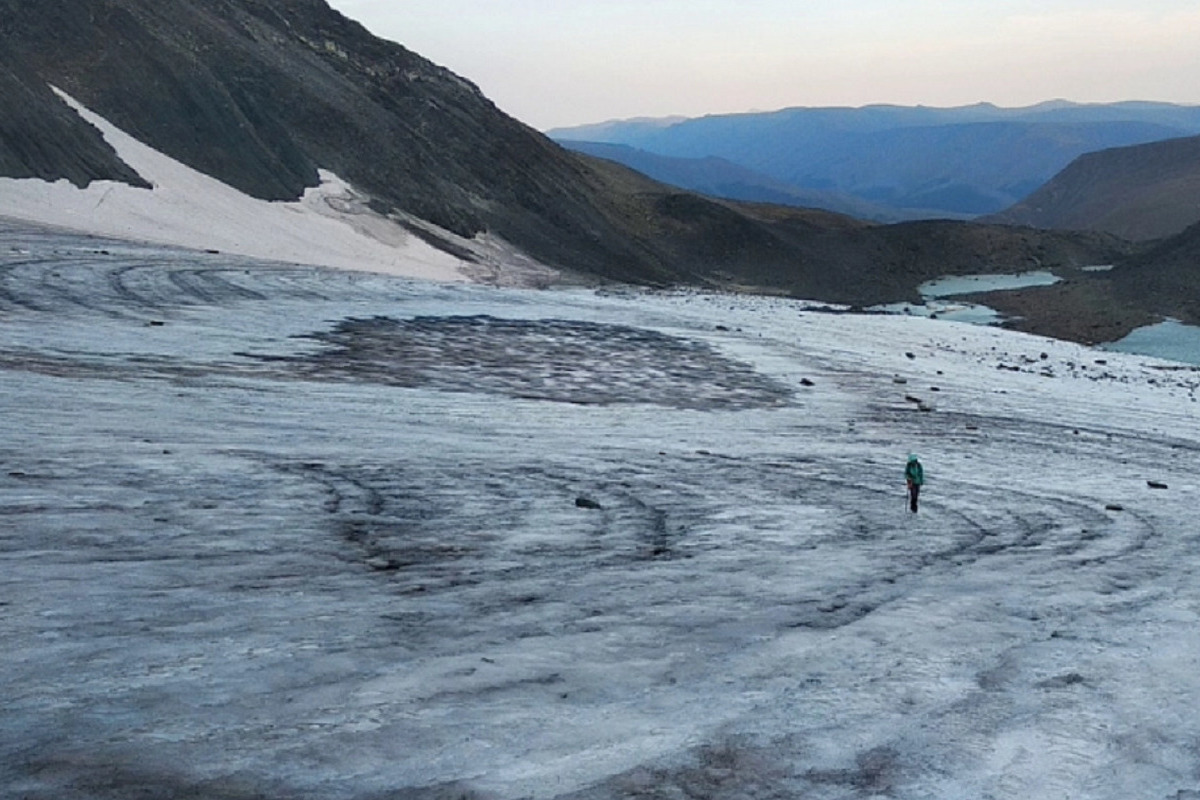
[[0, 88, 476, 282]]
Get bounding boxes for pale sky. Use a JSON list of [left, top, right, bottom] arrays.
[[325, 1, 1200, 131]]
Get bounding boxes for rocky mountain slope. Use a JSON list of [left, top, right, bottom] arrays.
[[988, 134, 1200, 241], [0, 0, 1128, 306], [0, 0, 669, 282]]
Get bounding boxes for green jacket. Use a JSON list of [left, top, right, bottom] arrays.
[[905, 460, 924, 486]]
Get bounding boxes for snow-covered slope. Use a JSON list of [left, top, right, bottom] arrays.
[[0, 90, 557, 286], [3, 220, 1200, 798]]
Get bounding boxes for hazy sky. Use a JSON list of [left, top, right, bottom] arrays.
[[325, 1, 1200, 131]]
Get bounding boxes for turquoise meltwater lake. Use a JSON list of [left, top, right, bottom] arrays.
[[870, 271, 1061, 326], [1103, 319, 1200, 366], [873, 270, 1200, 366]]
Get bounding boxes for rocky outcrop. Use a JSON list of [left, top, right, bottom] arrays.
[[0, 54, 147, 188]]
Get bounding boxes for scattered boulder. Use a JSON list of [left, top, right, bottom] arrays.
[[1038, 672, 1086, 689], [1105, 503, 1124, 512], [800, 378, 815, 387], [1147, 480, 1169, 489], [575, 496, 602, 510]]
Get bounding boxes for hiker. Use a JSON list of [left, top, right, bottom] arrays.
[[905, 454, 924, 513]]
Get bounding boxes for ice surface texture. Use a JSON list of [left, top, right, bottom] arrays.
[[4, 221, 1200, 799]]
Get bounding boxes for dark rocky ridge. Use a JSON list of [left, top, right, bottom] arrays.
[[0, 0, 1129, 304], [0, 56, 148, 188]]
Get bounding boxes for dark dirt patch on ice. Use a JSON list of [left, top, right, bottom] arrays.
[[264, 315, 792, 410], [16, 750, 487, 800], [562, 736, 909, 800]]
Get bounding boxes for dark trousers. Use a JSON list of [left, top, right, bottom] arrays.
[[908, 482, 921, 513]]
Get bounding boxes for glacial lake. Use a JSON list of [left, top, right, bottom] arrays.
[[919, 270, 1061, 298], [871, 270, 1061, 326], [873, 270, 1200, 366], [1103, 319, 1200, 366]]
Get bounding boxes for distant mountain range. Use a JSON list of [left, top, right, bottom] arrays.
[[550, 103, 1200, 222], [557, 141, 900, 222]]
